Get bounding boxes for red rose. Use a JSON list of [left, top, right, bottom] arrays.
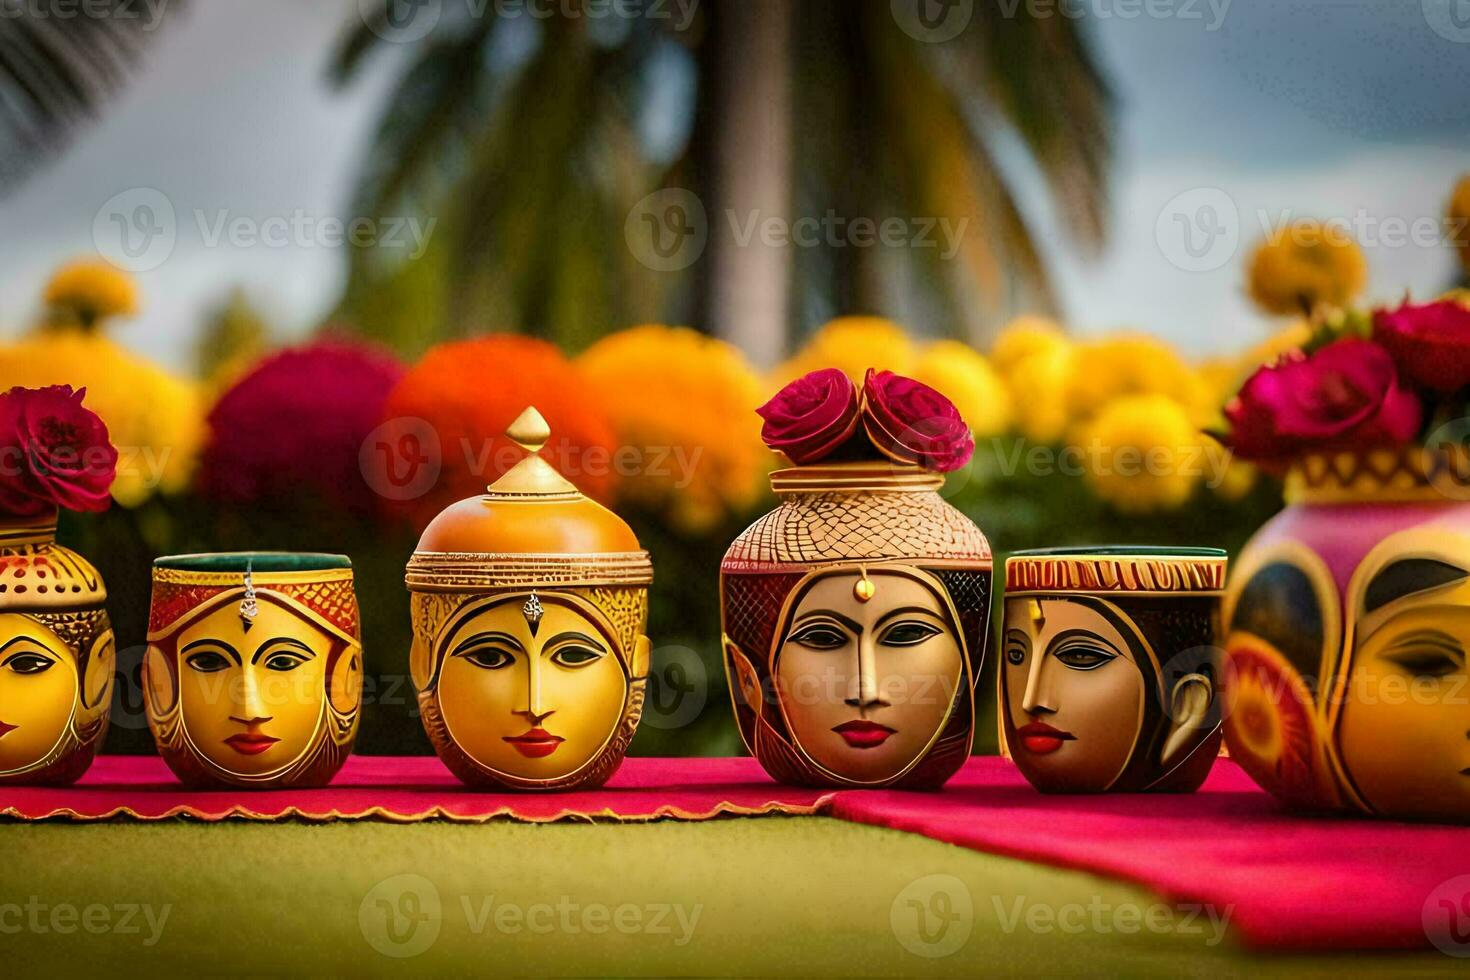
[[1373, 299, 1470, 392], [861, 369, 974, 472], [0, 385, 117, 518], [757, 368, 861, 465], [1223, 339, 1422, 464]]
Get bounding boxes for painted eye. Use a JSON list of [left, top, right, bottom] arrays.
[[880, 621, 941, 647], [551, 646, 604, 668], [790, 624, 848, 650], [1386, 649, 1461, 679], [1054, 646, 1115, 671], [263, 651, 310, 673], [185, 650, 232, 673], [1005, 645, 1026, 666], [457, 646, 514, 670], [4, 652, 56, 675]]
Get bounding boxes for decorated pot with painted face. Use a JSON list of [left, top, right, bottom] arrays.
[[1225, 449, 1470, 822], [406, 407, 652, 791], [721, 462, 991, 789], [0, 516, 114, 786], [144, 552, 363, 788], [1001, 547, 1227, 794]]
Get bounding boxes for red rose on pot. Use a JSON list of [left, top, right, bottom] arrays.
[[1372, 299, 1470, 392], [0, 385, 118, 518], [861, 369, 974, 472], [1223, 339, 1422, 464], [758, 368, 861, 464]]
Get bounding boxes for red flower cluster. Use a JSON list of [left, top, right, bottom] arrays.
[[758, 368, 974, 472], [0, 385, 117, 518], [1224, 300, 1470, 465]]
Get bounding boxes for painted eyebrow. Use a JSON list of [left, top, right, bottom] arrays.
[[451, 631, 525, 656], [1004, 629, 1029, 647], [792, 609, 863, 634], [180, 638, 242, 665], [874, 605, 944, 629], [0, 635, 51, 657], [542, 631, 607, 653], [1381, 630, 1466, 660], [252, 637, 316, 665]]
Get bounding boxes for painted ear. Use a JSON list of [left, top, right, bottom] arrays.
[[409, 629, 434, 692], [330, 645, 364, 714], [1161, 672, 1214, 767], [723, 634, 763, 717], [80, 629, 116, 713], [631, 635, 651, 679], [143, 645, 176, 715]]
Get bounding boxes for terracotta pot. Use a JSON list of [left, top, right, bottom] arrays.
[[0, 514, 114, 786], [1001, 547, 1227, 794], [406, 408, 652, 791], [720, 461, 991, 789], [1223, 448, 1470, 821]]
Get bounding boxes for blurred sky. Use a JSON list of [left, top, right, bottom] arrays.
[[0, 0, 1467, 371]]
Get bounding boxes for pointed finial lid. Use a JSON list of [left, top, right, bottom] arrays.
[[486, 406, 581, 498]]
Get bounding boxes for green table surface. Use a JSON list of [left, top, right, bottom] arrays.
[[2, 817, 1457, 978]]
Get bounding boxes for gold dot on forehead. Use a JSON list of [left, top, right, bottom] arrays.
[[853, 567, 876, 603]]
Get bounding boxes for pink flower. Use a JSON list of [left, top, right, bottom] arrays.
[[1373, 299, 1470, 392], [861, 369, 974, 472], [0, 385, 117, 518], [1223, 339, 1422, 464], [757, 368, 861, 465]]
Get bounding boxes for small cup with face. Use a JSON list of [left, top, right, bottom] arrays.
[[1001, 547, 1228, 794], [143, 553, 364, 789], [405, 407, 653, 791], [0, 518, 115, 786]]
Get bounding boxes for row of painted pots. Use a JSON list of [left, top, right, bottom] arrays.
[[1, 410, 1463, 822]]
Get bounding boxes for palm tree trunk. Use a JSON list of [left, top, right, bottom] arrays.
[[708, 0, 791, 368]]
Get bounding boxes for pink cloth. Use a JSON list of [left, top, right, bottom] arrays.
[[0, 755, 833, 823], [5, 755, 1465, 950]]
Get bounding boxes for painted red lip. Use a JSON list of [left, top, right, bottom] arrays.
[[504, 728, 564, 758], [833, 720, 896, 749], [1015, 721, 1074, 755], [0, 720, 15, 739], [224, 733, 279, 756]]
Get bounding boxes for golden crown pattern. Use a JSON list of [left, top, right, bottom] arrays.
[[1285, 447, 1470, 504], [1006, 554, 1226, 594]]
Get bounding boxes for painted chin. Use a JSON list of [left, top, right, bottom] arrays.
[[223, 733, 280, 756], [1014, 722, 1075, 756], [832, 720, 897, 750], [503, 728, 565, 759]]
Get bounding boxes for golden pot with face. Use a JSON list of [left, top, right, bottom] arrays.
[[143, 552, 363, 788], [406, 408, 652, 791], [1001, 547, 1227, 794], [0, 516, 114, 786], [720, 462, 992, 789]]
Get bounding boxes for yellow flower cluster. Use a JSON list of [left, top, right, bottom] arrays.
[[0, 331, 205, 507], [577, 325, 769, 533], [1246, 219, 1367, 317], [42, 259, 140, 328]]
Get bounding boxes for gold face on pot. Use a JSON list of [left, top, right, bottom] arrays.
[[144, 554, 363, 789], [1001, 548, 1227, 794], [771, 565, 965, 785], [406, 407, 654, 791], [0, 520, 114, 786]]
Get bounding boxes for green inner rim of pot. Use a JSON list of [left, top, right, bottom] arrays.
[[154, 552, 352, 572], [1009, 546, 1226, 559]]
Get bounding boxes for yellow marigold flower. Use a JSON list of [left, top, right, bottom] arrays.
[[991, 315, 1067, 375], [773, 316, 918, 386], [1007, 343, 1075, 444], [1212, 458, 1257, 502], [42, 259, 139, 328], [0, 331, 204, 506], [913, 341, 1012, 438], [1066, 334, 1214, 426], [1450, 175, 1470, 277], [578, 325, 768, 532], [1075, 394, 1204, 514], [1246, 219, 1367, 316]]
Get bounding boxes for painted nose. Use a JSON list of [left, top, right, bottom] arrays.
[[239, 668, 270, 720], [1020, 652, 1056, 716], [514, 657, 551, 722], [844, 632, 886, 709]]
